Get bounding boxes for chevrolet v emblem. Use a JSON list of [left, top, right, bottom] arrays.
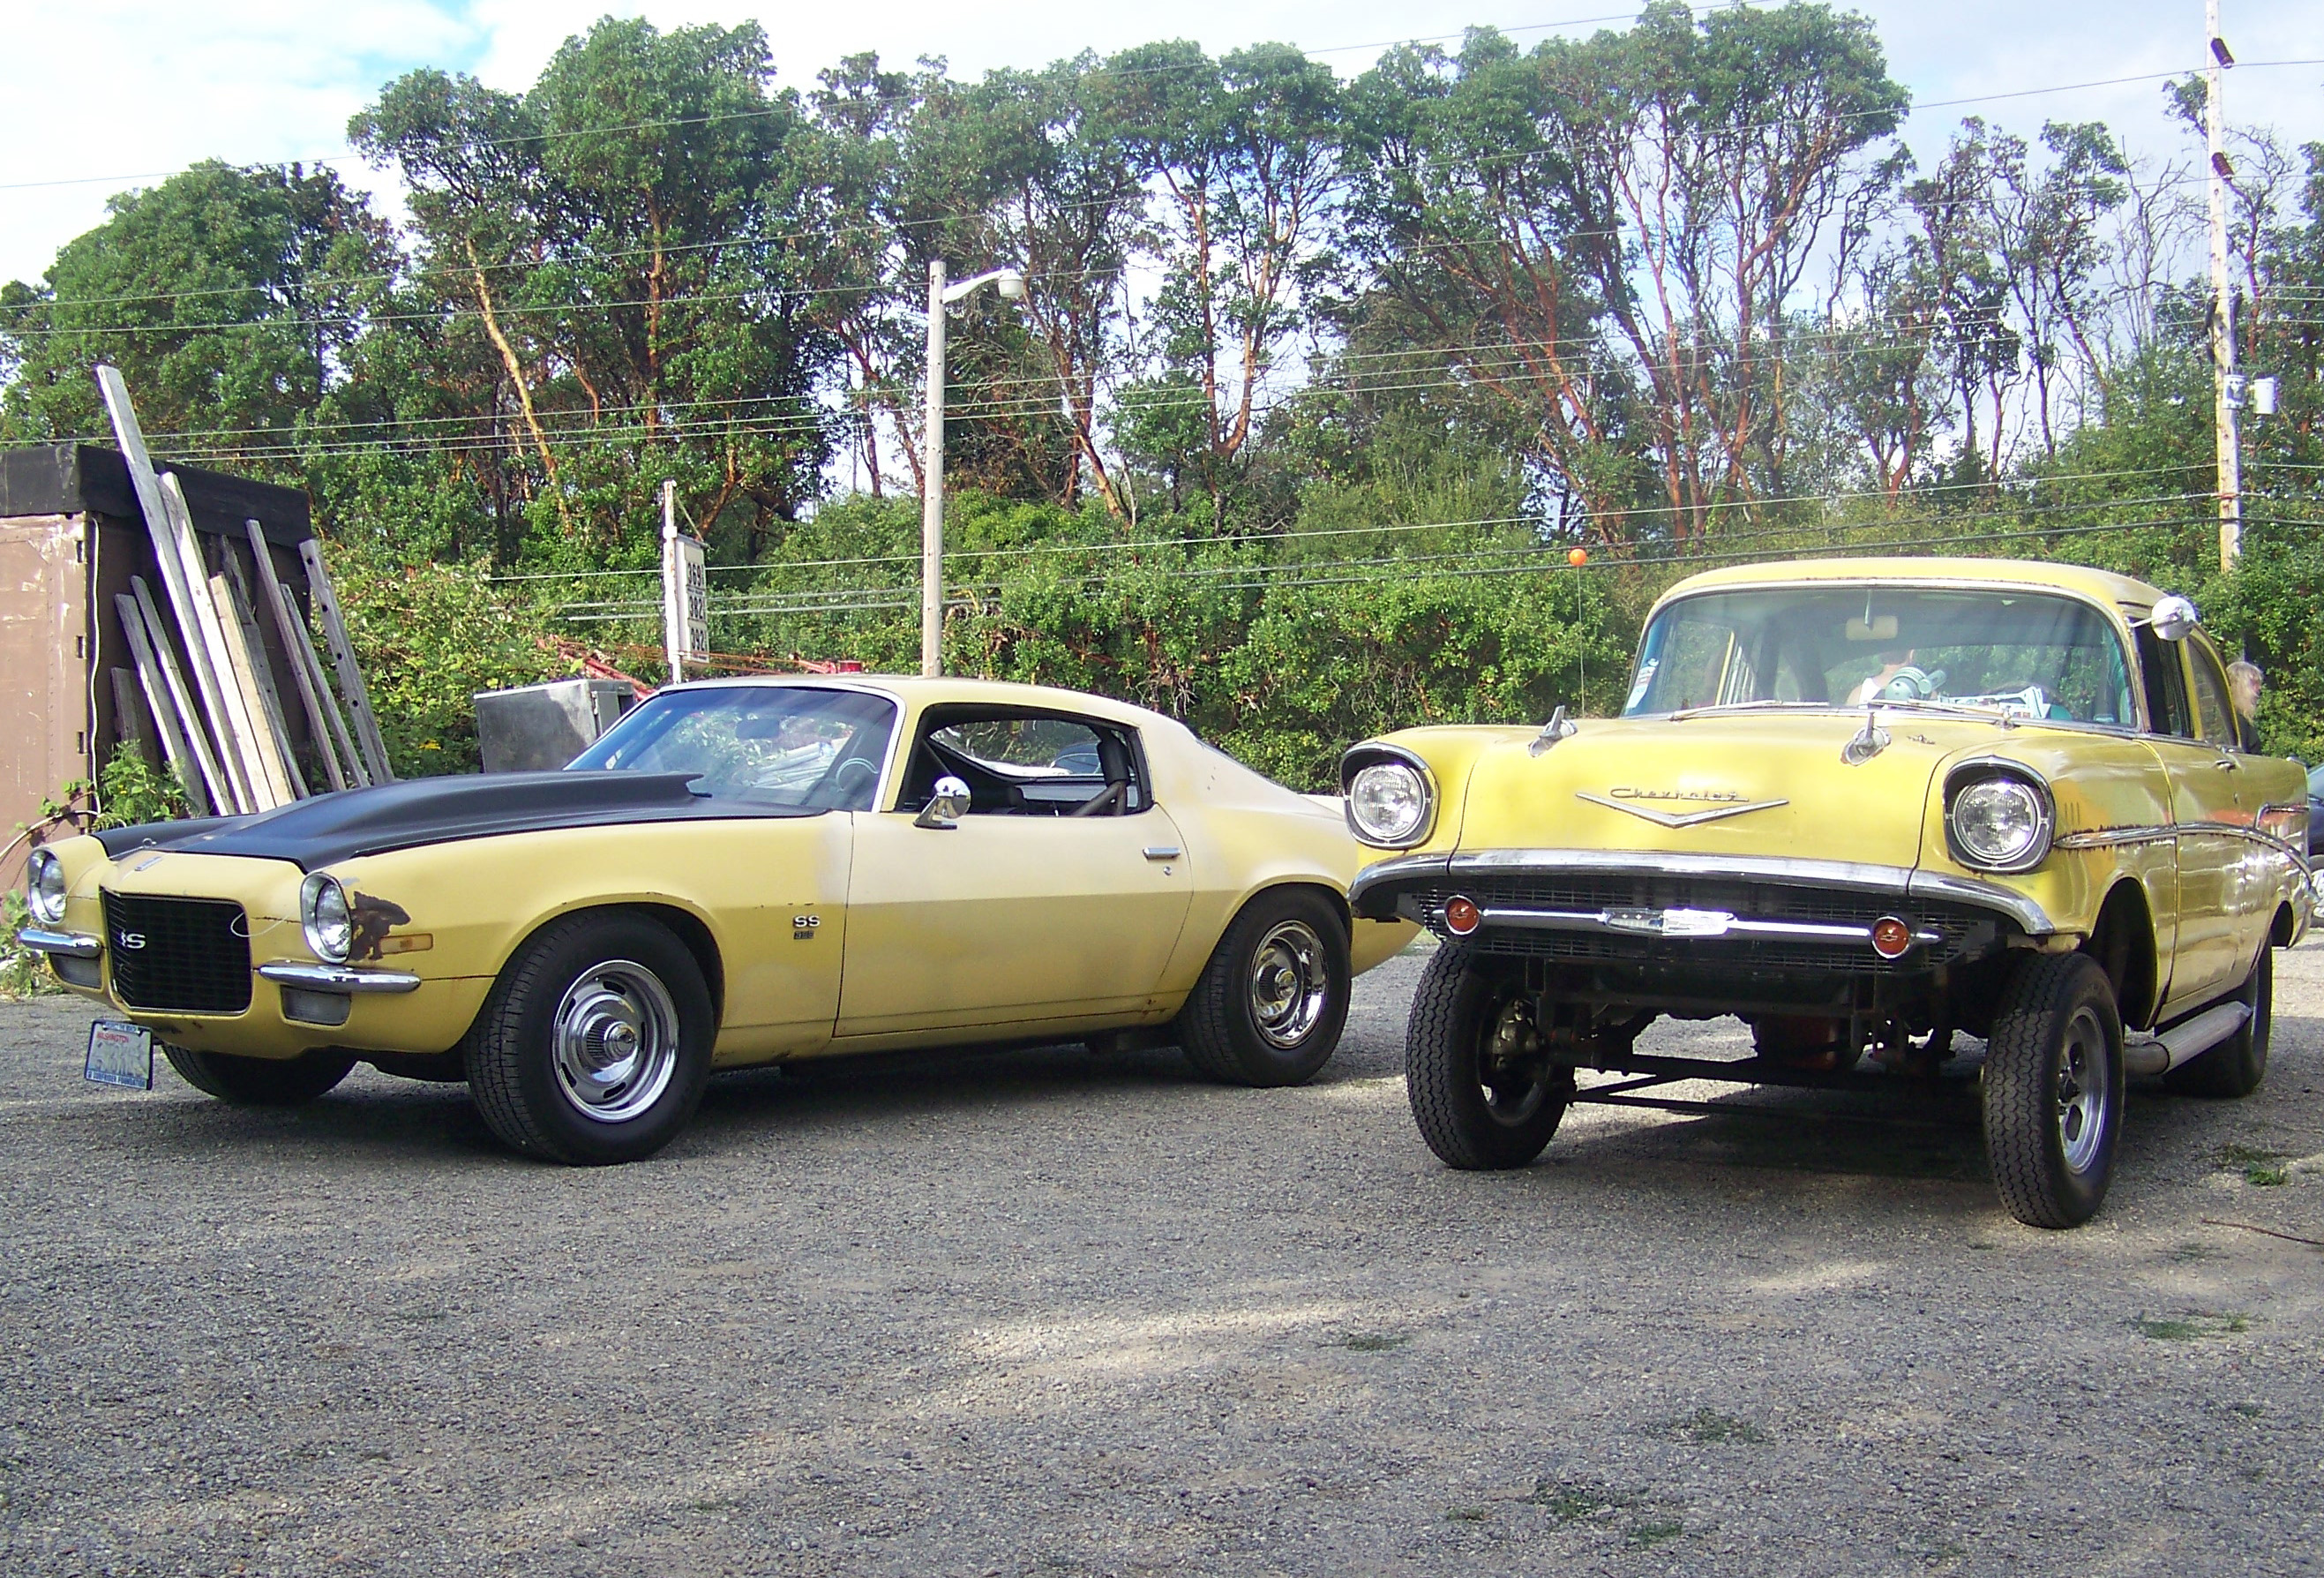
[[1575, 792, 1789, 829]]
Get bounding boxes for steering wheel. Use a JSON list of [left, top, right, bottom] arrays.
[[1878, 665, 1945, 702]]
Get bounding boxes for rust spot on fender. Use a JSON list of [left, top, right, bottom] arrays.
[[349, 892, 412, 963]]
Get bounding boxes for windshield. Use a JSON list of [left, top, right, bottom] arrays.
[[1623, 586, 2135, 726], [568, 686, 896, 809]]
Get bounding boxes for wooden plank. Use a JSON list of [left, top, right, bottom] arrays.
[[245, 521, 346, 793], [94, 365, 256, 815], [115, 587, 214, 816], [296, 537, 394, 782], [109, 666, 154, 765], [161, 471, 278, 809], [215, 563, 306, 800], [279, 583, 369, 789]]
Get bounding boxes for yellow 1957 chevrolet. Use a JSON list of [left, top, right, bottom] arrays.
[[19, 677, 1413, 1164], [1341, 558, 2311, 1228]]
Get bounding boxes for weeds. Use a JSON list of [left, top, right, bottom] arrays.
[[2129, 1311, 2252, 1341], [1652, 1408, 1769, 1445], [1531, 1480, 1625, 1523], [1329, 1333, 1409, 1352], [1626, 1519, 1685, 1549], [2217, 1143, 2291, 1187]]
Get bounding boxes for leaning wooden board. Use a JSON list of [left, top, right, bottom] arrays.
[[297, 537, 394, 783]]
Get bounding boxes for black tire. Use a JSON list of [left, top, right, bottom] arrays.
[[1176, 889, 1351, 1086], [1983, 951, 2124, 1229], [2163, 946, 2271, 1098], [463, 912, 715, 1165], [1406, 945, 1574, 1170], [163, 1045, 356, 1106]]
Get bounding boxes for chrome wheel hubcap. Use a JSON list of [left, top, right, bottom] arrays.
[[551, 960, 681, 1124], [1248, 920, 1330, 1048], [2054, 1005, 2110, 1175]]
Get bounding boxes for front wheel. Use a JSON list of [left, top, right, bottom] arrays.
[[463, 912, 715, 1165], [2164, 946, 2271, 1098], [164, 1045, 356, 1106], [1406, 946, 1574, 1170], [1983, 951, 2123, 1229], [1177, 890, 1352, 1086]]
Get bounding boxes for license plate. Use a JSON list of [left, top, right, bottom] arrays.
[[85, 1021, 154, 1091]]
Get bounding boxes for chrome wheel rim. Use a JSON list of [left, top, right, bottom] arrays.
[[1478, 999, 1553, 1127], [2054, 1004, 2110, 1175], [551, 960, 681, 1124], [1248, 920, 1331, 1049]]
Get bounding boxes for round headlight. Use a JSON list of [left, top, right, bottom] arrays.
[[301, 873, 352, 963], [26, 846, 66, 926], [1950, 776, 2050, 870], [1348, 760, 1431, 847]]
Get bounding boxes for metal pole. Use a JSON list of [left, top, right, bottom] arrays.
[[662, 477, 683, 684], [2208, 0, 2241, 570], [921, 259, 947, 677]]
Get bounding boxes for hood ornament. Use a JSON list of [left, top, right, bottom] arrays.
[[1528, 705, 1578, 756], [1842, 704, 1891, 766], [1576, 791, 1788, 829]]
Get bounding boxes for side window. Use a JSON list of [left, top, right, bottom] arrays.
[[901, 710, 1147, 816], [2135, 628, 2193, 739], [2186, 638, 2238, 748]]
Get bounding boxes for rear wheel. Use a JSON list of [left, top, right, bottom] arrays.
[[464, 912, 715, 1165], [164, 1046, 356, 1106], [2163, 946, 2271, 1098], [1406, 946, 1573, 1170], [1983, 951, 2123, 1229], [1177, 890, 1352, 1086]]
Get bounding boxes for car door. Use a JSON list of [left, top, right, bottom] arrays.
[[836, 709, 1195, 1039], [2138, 627, 2243, 1011]]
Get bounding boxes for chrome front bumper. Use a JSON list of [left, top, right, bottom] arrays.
[[16, 928, 101, 958], [1349, 849, 2057, 938]]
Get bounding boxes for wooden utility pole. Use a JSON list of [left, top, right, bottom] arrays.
[[2208, 0, 2241, 570]]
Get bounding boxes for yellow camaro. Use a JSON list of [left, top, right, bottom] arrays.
[[19, 677, 1413, 1163], [1341, 558, 2311, 1229]]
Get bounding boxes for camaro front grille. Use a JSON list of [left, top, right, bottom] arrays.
[[101, 891, 252, 1014], [1405, 874, 1998, 973]]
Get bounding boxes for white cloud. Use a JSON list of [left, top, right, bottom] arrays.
[[2, 0, 2319, 289]]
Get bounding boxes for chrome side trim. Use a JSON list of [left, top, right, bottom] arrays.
[[2057, 818, 2312, 872], [2055, 824, 2174, 851], [256, 962, 423, 995], [16, 928, 101, 958]]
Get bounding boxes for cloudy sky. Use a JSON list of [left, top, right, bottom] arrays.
[[4, 0, 2320, 288]]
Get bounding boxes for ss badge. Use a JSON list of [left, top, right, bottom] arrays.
[[792, 913, 820, 942]]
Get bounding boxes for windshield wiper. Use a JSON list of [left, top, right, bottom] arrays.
[[1665, 701, 1836, 721], [1865, 697, 2021, 728]]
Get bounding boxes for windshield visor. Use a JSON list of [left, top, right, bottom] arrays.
[[1623, 587, 2134, 726], [568, 686, 897, 809]]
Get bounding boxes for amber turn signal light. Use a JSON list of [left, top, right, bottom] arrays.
[[1443, 896, 1481, 935], [1870, 916, 1913, 958]]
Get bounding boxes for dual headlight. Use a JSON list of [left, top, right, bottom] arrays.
[[25, 847, 66, 926], [300, 873, 353, 963], [1945, 768, 2054, 873], [1345, 753, 1436, 848]]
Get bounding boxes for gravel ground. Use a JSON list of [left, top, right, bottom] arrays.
[[3, 938, 2320, 1578]]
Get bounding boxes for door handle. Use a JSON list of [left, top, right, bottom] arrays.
[[1143, 845, 1182, 861], [2213, 757, 2239, 771]]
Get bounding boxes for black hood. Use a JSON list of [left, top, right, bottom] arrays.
[[93, 771, 822, 871]]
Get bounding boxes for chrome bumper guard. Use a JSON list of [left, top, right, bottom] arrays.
[[16, 928, 101, 958], [256, 962, 424, 995]]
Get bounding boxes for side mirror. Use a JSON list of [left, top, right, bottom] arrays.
[[913, 775, 971, 830], [2149, 594, 2200, 642]]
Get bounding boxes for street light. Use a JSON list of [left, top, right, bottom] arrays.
[[922, 260, 1028, 675]]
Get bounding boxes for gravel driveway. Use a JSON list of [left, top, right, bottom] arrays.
[[4, 939, 2320, 1577]]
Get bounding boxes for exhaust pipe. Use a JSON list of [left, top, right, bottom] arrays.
[[2121, 1001, 2252, 1078]]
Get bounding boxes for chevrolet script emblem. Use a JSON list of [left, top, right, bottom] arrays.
[[1577, 790, 1789, 829]]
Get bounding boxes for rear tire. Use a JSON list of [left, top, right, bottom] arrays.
[[1176, 890, 1351, 1086], [1983, 951, 2123, 1229], [1406, 946, 1573, 1170], [164, 1045, 356, 1106], [463, 912, 715, 1165], [2163, 946, 2271, 1098]]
